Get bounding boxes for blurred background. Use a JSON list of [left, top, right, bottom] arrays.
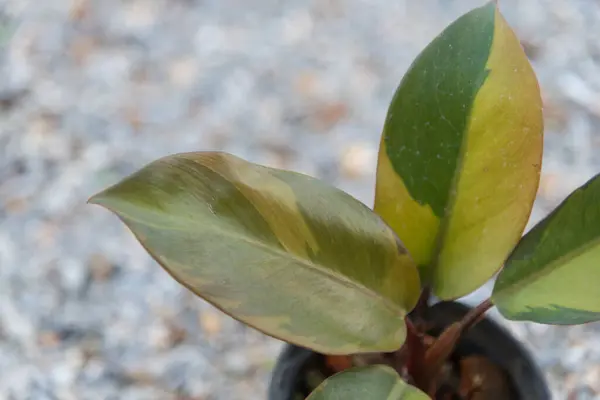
[[0, 0, 599, 399]]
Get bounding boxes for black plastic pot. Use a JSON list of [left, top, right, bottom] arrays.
[[268, 301, 550, 400]]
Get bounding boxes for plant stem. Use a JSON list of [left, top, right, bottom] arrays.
[[404, 317, 426, 380], [458, 298, 494, 332], [416, 298, 495, 394], [405, 317, 419, 337], [416, 321, 462, 393], [413, 286, 432, 318]]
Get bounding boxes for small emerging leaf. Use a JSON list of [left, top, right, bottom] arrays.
[[89, 152, 421, 354], [493, 174, 600, 325], [307, 365, 429, 400], [374, 2, 543, 299]]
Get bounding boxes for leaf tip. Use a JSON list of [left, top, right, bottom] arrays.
[[87, 193, 99, 205], [482, 0, 499, 13], [87, 189, 109, 207], [87, 187, 119, 211]]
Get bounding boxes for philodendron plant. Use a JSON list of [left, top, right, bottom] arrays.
[[89, 3, 600, 399]]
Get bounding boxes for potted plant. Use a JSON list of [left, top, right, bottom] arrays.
[[89, 2, 600, 399]]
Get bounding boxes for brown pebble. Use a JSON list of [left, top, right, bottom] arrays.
[[29, 113, 59, 137], [34, 221, 59, 248], [167, 323, 187, 347], [69, 0, 90, 22], [199, 310, 222, 337], [69, 36, 96, 66], [88, 253, 115, 282], [294, 72, 319, 97], [38, 331, 61, 348], [123, 106, 143, 134], [4, 197, 28, 214], [313, 102, 349, 131]]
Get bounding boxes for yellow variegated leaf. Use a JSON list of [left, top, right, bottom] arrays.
[[307, 365, 430, 400], [89, 152, 420, 354], [375, 2, 543, 299], [493, 174, 600, 325]]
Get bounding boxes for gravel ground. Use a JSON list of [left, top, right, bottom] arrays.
[[1, 0, 599, 399]]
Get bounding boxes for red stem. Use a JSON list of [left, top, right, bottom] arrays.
[[405, 317, 419, 337], [416, 298, 495, 394], [459, 298, 494, 331], [404, 317, 427, 384], [413, 287, 431, 318]]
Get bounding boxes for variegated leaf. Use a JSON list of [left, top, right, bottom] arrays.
[[493, 174, 600, 325], [374, 2, 543, 299], [89, 152, 421, 354], [307, 365, 430, 400]]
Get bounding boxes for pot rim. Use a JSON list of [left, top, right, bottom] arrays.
[[268, 300, 550, 400]]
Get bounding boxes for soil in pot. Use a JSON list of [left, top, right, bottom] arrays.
[[268, 301, 550, 400]]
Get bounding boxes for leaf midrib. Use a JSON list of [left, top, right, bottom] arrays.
[[428, 68, 492, 286], [95, 197, 407, 317], [494, 236, 600, 301]]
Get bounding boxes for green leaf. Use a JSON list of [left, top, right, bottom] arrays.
[[374, 2, 543, 299], [307, 365, 429, 400], [493, 174, 600, 325], [89, 152, 421, 354]]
